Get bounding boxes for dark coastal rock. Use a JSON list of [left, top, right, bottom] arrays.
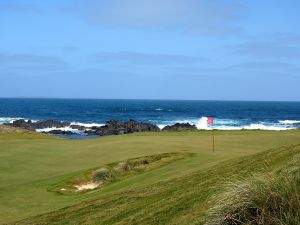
[[162, 123, 197, 131], [7, 119, 34, 130], [5, 119, 36, 130], [86, 120, 160, 136], [6, 119, 70, 130], [34, 120, 70, 129], [70, 124, 86, 130], [125, 119, 160, 133], [46, 130, 76, 135], [6, 119, 160, 136]]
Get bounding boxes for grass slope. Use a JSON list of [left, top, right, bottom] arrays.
[[13, 144, 300, 225], [0, 129, 300, 224]]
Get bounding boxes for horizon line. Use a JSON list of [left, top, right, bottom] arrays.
[[0, 96, 300, 103]]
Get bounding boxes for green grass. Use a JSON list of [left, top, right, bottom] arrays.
[[0, 128, 300, 224]]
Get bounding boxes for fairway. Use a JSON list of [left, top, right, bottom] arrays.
[[1, 129, 300, 224]]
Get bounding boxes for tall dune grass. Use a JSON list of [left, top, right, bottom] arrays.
[[205, 161, 300, 225]]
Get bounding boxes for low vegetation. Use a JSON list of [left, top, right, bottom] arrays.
[[54, 152, 189, 193], [205, 156, 300, 225], [0, 124, 31, 134]]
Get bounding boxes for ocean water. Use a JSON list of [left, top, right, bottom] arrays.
[[0, 98, 300, 131]]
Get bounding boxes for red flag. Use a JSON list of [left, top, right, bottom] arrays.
[[207, 117, 214, 125]]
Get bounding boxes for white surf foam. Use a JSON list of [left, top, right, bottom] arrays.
[[212, 125, 243, 130], [157, 124, 167, 129], [70, 122, 104, 128], [0, 117, 25, 124], [279, 120, 300, 125], [196, 117, 209, 130], [242, 123, 291, 131], [0, 117, 38, 124], [157, 117, 297, 131], [175, 117, 242, 130], [215, 119, 241, 125], [36, 126, 81, 133]]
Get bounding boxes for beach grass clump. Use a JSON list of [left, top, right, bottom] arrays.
[[205, 166, 300, 225], [92, 167, 115, 183]]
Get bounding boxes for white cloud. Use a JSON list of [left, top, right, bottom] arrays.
[[0, 53, 67, 72], [91, 51, 209, 66], [74, 0, 244, 35]]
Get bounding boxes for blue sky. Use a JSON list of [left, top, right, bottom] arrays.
[[0, 0, 300, 101]]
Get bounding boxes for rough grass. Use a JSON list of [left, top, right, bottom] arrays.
[[205, 156, 300, 225], [53, 152, 188, 193], [0, 124, 32, 134]]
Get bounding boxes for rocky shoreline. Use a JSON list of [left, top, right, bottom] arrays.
[[4, 119, 198, 137]]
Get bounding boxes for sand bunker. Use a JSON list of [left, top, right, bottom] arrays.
[[75, 182, 99, 191]]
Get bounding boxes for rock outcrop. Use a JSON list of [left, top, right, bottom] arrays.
[[46, 130, 76, 135], [6, 119, 70, 131], [6, 119, 160, 136], [6, 119, 198, 136], [162, 123, 197, 131], [85, 120, 160, 136]]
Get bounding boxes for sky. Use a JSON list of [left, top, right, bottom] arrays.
[[0, 0, 300, 101]]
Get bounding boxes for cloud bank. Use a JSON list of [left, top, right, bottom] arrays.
[[91, 51, 209, 66], [0, 53, 67, 72], [75, 0, 244, 35]]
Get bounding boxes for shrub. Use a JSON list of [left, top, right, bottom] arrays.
[[114, 162, 132, 172], [93, 168, 114, 182], [205, 167, 300, 225]]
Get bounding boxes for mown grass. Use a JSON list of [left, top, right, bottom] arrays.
[[12, 144, 300, 225], [0, 128, 300, 224]]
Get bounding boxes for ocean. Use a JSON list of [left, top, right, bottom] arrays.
[[0, 98, 300, 131]]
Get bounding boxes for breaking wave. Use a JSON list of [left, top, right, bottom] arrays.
[[1, 116, 299, 132], [70, 122, 104, 127], [156, 116, 298, 131], [279, 120, 300, 125], [0, 117, 23, 124], [36, 127, 82, 133]]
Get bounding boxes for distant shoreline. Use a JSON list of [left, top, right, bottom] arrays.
[[1, 99, 300, 132], [1, 119, 300, 140]]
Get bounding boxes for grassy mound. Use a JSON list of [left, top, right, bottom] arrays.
[[55, 152, 189, 193], [205, 157, 300, 225]]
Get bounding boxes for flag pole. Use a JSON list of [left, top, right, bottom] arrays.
[[212, 125, 214, 152], [207, 117, 215, 152]]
